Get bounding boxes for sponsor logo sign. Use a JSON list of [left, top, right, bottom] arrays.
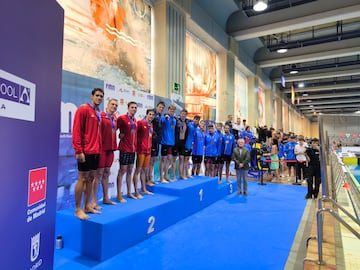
[[30, 232, 40, 262], [30, 232, 43, 270], [28, 167, 47, 207], [0, 69, 36, 121]]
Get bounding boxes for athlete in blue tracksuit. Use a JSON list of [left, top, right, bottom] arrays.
[[204, 123, 220, 177], [218, 124, 236, 183], [284, 135, 298, 180], [159, 105, 177, 182], [192, 121, 206, 176]]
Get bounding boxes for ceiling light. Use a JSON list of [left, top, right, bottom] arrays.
[[253, 0, 268, 12], [276, 41, 288, 53], [302, 93, 308, 97], [306, 100, 312, 103], [289, 64, 299, 74], [277, 47, 288, 54], [298, 82, 305, 88]]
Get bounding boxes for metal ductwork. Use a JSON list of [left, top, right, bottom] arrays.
[[268, 30, 360, 52], [282, 58, 360, 73]]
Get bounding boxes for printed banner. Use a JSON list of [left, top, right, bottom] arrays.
[[57, 71, 156, 210], [0, 69, 36, 121], [103, 81, 155, 200], [0, 1, 64, 269]]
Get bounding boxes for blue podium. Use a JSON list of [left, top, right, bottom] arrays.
[[55, 176, 235, 264]]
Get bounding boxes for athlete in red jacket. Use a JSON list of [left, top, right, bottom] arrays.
[[72, 88, 104, 220], [133, 109, 155, 198], [116, 101, 138, 201], [91, 98, 118, 209]]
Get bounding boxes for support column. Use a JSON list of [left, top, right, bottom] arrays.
[[265, 86, 271, 126], [216, 51, 235, 122], [247, 76, 257, 127], [275, 94, 282, 130], [152, 0, 185, 99], [152, 0, 167, 98]]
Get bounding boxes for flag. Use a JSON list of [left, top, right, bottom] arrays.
[[291, 84, 295, 104]]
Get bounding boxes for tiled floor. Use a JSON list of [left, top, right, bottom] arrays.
[[251, 170, 360, 270]]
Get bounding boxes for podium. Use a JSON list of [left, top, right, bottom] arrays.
[[55, 176, 235, 263]]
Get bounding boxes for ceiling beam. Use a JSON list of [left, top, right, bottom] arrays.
[[282, 82, 360, 93], [296, 98, 360, 106], [303, 108, 360, 115], [228, 0, 360, 40], [297, 92, 360, 100], [273, 67, 360, 83], [300, 103, 360, 110], [256, 38, 360, 68]]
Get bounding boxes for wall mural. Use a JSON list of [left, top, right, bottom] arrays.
[[58, 0, 151, 92], [185, 33, 216, 120], [234, 68, 247, 120]]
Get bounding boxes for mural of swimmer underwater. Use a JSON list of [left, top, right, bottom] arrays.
[[58, 0, 151, 92]]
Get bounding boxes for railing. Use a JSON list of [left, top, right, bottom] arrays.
[[303, 150, 360, 267], [330, 151, 360, 222], [303, 196, 360, 266]]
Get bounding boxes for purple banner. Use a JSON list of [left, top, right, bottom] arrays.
[[0, 0, 64, 269]]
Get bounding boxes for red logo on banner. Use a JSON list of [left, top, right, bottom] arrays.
[[28, 167, 47, 206]]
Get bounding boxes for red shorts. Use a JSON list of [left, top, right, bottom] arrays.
[[136, 153, 151, 168], [98, 150, 114, 168]]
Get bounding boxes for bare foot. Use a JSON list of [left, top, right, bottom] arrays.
[[135, 193, 144, 199], [226, 179, 231, 183], [142, 190, 154, 195], [186, 175, 193, 179], [116, 196, 127, 203], [147, 178, 155, 184], [93, 204, 102, 210], [127, 193, 138, 200], [84, 207, 101, 214], [160, 178, 169, 184], [103, 199, 116, 205], [75, 209, 89, 220], [146, 181, 155, 186], [218, 180, 222, 184], [180, 176, 188, 180]]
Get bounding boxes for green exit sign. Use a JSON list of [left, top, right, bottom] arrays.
[[173, 82, 180, 92]]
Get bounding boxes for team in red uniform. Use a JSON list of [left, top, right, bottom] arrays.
[[91, 98, 119, 209], [116, 101, 138, 201], [72, 88, 104, 220], [133, 109, 156, 197]]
